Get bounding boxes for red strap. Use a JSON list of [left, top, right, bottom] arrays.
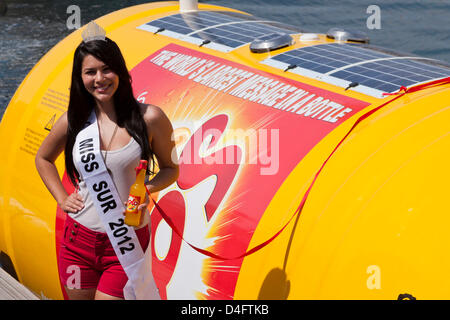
[[383, 77, 450, 95], [382, 85, 408, 96], [145, 77, 450, 260]]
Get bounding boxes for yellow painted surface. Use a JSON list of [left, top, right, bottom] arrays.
[[0, 0, 448, 300], [235, 87, 450, 299]]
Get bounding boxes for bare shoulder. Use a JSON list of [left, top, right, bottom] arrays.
[[52, 111, 69, 134], [140, 103, 171, 127]]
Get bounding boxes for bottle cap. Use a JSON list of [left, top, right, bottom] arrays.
[[135, 160, 148, 175]]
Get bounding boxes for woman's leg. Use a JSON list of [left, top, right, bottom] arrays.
[[95, 225, 151, 300], [59, 216, 102, 300], [64, 287, 97, 300], [95, 290, 123, 300]]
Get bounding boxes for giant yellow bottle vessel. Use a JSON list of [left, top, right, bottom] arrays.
[[124, 160, 148, 226]]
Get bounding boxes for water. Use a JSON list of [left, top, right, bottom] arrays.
[[1, 0, 449, 119]]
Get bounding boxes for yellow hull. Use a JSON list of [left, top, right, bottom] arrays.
[[0, 1, 449, 299]]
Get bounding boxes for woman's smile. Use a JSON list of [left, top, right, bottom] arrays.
[[95, 83, 112, 93]]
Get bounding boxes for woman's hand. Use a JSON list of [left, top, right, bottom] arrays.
[[59, 192, 84, 213], [137, 191, 150, 214], [123, 192, 151, 228]]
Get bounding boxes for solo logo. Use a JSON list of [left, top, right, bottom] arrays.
[[150, 114, 242, 299]]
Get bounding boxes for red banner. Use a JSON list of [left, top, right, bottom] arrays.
[[129, 43, 370, 299]]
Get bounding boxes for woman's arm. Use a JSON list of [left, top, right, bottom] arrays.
[[142, 104, 179, 193], [35, 112, 84, 213]]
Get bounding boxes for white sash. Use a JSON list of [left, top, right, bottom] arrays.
[[73, 110, 160, 300]]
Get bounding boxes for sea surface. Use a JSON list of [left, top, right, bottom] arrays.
[[1, 0, 449, 119]]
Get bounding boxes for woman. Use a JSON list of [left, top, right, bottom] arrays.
[[35, 25, 179, 300]]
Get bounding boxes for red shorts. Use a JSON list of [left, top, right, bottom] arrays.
[[58, 215, 150, 299]]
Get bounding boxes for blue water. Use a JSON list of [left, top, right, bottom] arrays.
[[1, 0, 449, 119]]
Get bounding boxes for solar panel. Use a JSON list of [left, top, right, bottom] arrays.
[[262, 43, 450, 98], [137, 11, 302, 53]]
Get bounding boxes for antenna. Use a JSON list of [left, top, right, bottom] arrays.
[[179, 0, 198, 12]]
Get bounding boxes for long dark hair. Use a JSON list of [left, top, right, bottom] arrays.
[[65, 37, 153, 187]]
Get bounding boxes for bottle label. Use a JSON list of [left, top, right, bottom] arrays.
[[126, 194, 141, 214]]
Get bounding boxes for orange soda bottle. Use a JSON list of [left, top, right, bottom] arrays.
[[124, 160, 148, 226]]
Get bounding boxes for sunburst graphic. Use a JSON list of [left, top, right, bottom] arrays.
[[152, 86, 249, 299], [129, 43, 313, 300], [162, 86, 287, 299]]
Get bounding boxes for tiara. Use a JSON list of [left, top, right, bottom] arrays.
[[81, 21, 106, 42]]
